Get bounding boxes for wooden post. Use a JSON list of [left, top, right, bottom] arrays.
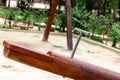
[[43, 0, 59, 41], [65, 0, 73, 50], [3, 41, 120, 80], [43, 0, 73, 50]]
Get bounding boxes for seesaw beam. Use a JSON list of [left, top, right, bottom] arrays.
[[3, 41, 120, 80]]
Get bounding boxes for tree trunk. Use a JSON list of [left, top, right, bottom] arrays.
[[102, 0, 107, 15], [112, 39, 117, 48], [118, 1, 120, 21], [8, 0, 11, 7]]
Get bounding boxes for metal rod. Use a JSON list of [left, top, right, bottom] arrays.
[[71, 30, 82, 58]]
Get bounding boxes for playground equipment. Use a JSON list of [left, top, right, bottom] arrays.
[[3, 40, 120, 80], [13, 24, 33, 30], [43, 0, 73, 50], [3, 1, 120, 80]]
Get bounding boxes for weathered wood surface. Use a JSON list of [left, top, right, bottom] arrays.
[[3, 41, 120, 80], [66, 0, 73, 50], [13, 24, 33, 29], [43, 0, 59, 41], [43, 0, 73, 50]]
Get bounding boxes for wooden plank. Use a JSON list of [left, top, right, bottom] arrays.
[[3, 41, 52, 62], [3, 40, 120, 80], [13, 24, 33, 29]]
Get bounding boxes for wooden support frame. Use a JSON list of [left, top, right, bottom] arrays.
[[65, 0, 73, 50], [43, 0, 59, 41], [43, 0, 73, 50], [3, 40, 120, 80]]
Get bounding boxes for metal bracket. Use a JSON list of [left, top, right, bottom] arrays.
[[71, 30, 83, 58]]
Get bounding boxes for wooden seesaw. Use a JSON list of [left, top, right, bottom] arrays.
[[3, 40, 120, 80], [13, 24, 33, 30]]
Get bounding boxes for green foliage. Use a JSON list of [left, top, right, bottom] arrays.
[[110, 23, 120, 40], [87, 14, 113, 35], [0, 0, 120, 49], [107, 0, 119, 9], [36, 9, 48, 23], [109, 23, 120, 47], [53, 17, 62, 27], [0, 8, 15, 19], [0, 8, 6, 17], [0, 7, 48, 27], [72, 4, 90, 30], [53, 10, 65, 28], [0, 24, 7, 28]]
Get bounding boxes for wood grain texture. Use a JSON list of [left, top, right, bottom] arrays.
[[13, 24, 33, 29], [3, 41, 120, 80], [42, 0, 59, 41], [66, 0, 73, 50]]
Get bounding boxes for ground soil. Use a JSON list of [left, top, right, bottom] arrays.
[[0, 29, 120, 80]]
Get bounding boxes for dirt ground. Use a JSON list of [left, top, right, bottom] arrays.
[[0, 29, 120, 80]]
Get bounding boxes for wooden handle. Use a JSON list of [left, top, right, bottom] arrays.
[[3, 41, 120, 80]]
